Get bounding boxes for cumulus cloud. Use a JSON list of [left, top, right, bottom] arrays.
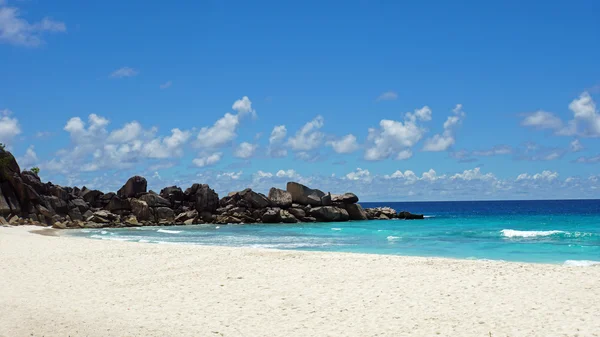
[[267, 125, 287, 157], [43, 114, 192, 175], [287, 116, 324, 151], [193, 152, 222, 167], [364, 106, 432, 161], [516, 170, 559, 182], [0, 109, 21, 144], [17, 145, 38, 168], [0, 6, 66, 47], [423, 104, 466, 152], [234, 142, 258, 159], [570, 139, 583, 152], [345, 168, 371, 181], [521, 91, 600, 137], [196, 96, 256, 149], [232, 96, 256, 118], [110, 67, 138, 78], [327, 134, 359, 154], [376, 91, 398, 102], [275, 169, 299, 179], [217, 171, 242, 180]]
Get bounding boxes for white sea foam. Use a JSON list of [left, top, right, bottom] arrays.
[[331, 228, 342, 231], [386, 236, 401, 241], [100, 230, 108, 235], [157, 229, 182, 234], [138, 239, 150, 243], [90, 235, 129, 241], [423, 215, 435, 218], [501, 229, 564, 238], [563, 260, 600, 267], [215, 226, 220, 229]]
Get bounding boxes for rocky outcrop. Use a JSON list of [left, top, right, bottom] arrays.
[[345, 203, 368, 221], [286, 182, 326, 206], [332, 193, 359, 204], [0, 148, 423, 228], [117, 176, 147, 198], [309, 206, 349, 222], [268, 188, 292, 208]]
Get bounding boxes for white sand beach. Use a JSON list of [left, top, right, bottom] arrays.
[[1, 226, 599, 337]]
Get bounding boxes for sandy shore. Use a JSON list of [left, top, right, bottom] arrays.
[[1, 226, 599, 337]]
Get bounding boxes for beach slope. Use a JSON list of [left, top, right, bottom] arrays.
[[1, 226, 598, 337]]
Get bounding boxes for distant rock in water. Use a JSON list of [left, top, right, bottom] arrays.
[[0, 148, 423, 228]]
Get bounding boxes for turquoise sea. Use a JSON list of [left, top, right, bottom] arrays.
[[69, 199, 600, 265]]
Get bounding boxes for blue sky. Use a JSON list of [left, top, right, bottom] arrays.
[[1, 0, 599, 201]]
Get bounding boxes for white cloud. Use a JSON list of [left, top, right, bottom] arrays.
[[345, 168, 371, 181], [142, 128, 191, 158], [376, 91, 398, 102], [364, 106, 432, 161], [396, 149, 413, 160], [267, 125, 287, 157], [521, 91, 600, 137], [193, 152, 222, 167], [234, 142, 258, 159], [269, 125, 287, 144], [521, 111, 563, 130], [160, 81, 172, 89], [276, 169, 299, 179], [570, 139, 583, 152], [472, 145, 512, 156], [110, 67, 138, 78], [516, 170, 559, 182], [107, 121, 142, 143], [574, 154, 600, 164], [423, 104, 466, 152], [287, 116, 324, 151], [232, 96, 256, 118], [196, 113, 239, 148], [17, 145, 38, 168], [0, 6, 66, 47], [218, 171, 242, 180], [196, 97, 257, 150], [451, 167, 495, 181], [254, 170, 273, 179], [0, 109, 21, 144], [327, 134, 359, 154]]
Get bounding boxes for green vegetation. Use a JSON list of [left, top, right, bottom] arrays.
[[0, 143, 5, 151], [31, 167, 40, 175]]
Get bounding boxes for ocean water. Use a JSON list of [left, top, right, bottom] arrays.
[[69, 199, 600, 265]]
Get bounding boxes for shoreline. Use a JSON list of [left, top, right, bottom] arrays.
[[57, 225, 600, 267], [2, 226, 600, 337]]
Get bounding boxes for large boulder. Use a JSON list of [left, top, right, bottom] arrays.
[[262, 209, 281, 223], [117, 176, 147, 198], [69, 198, 89, 213], [309, 206, 349, 222], [279, 210, 298, 223], [42, 195, 68, 214], [0, 182, 16, 215], [160, 186, 184, 207], [131, 199, 152, 221], [345, 203, 368, 221], [80, 187, 103, 204], [332, 193, 359, 204], [193, 184, 219, 213], [139, 193, 170, 208], [286, 182, 325, 206], [240, 189, 270, 209], [397, 211, 424, 220], [268, 188, 292, 208], [106, 196, 131, 212], [154, 207, 174, 223], [174, 210, 198, 223], [288, 207, 306, 219], [21, 171, 48, 195]]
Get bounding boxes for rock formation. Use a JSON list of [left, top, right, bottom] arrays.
[[0, 149, 423, 229]]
